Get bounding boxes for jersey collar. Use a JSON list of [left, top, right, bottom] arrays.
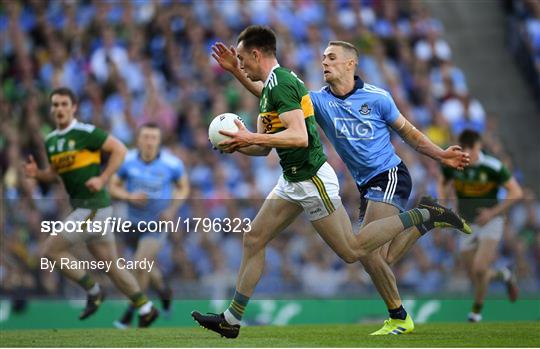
[[137, 149, 161, 164], [56, 119, 77, 135], [326, 76, 364, 100], [476, 151, 486, 165], [263, 64, 280, 87]]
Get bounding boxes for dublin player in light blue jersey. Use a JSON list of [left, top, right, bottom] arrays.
[[211, 40, 470, 335], [109, 123, 190, 328]]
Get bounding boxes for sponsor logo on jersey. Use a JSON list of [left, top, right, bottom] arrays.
[[334, 118, 374, 140]]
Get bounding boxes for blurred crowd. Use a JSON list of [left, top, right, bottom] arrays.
[[1, 0, 539, 302], [507, 0, 540, 100]]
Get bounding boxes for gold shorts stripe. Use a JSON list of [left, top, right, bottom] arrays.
[[311, 175, 335, 214]]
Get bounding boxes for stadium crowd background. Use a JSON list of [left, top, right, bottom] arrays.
[[1, 0, 539, 302], [507, 0, 540, 101]]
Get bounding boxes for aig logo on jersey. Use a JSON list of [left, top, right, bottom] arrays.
[[334, 118, 374, 140]]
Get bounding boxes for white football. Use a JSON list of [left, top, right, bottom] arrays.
[[208, 113, 243, 149]]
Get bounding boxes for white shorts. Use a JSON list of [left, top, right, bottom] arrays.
[[271, 162, 342, 221], [60, 206, 116, 244], [459, 216, 504, 252]]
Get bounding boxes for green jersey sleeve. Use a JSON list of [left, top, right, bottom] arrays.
[[269, 81, 303, 115], [87, 127, 108, 151], [441, 165, 455, 181], [497, 164, 512, 185]]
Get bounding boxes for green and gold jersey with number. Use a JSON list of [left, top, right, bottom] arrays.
[[45, 119, 110, 209], [259, 65, 326, 182], [442, 152, 511, 221]]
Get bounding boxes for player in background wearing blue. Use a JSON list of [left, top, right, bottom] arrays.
[[211, 40, 471, 335], [109, 123, 189, 328]]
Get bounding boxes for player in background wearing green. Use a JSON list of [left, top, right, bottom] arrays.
[[191, 25, 470, 339], [439, 129, 523, 322], [23, 87, 159, 327]]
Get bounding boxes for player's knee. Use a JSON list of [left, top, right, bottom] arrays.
[[337, 248, 364, 264], [472, 264, 488, 278], [242, 231, 263, 254], [384, 253, 397, 266]]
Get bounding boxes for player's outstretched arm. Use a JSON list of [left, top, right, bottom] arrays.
[[161, 175, 190, 221], [392, 114, 471, 170], [85, 135, 127, 193], [109, 174, 148, 206], [211, 42, 263, 98], [23, 155, 59, 183], [476, 177, 523, 226]]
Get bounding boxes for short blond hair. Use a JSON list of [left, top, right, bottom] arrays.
[[328, 41, 359, 64]]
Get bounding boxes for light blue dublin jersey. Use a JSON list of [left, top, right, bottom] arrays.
[[117, 149, 185, 222], [310, 77, 402, 186]]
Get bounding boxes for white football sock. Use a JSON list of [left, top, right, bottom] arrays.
[[88, 283, 101, 296], [139, 301, 153, 315], [223, 309, 240, 325]]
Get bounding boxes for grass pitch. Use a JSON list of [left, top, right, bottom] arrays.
[[1, 322, 539, 347]]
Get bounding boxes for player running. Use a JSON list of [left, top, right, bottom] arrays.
[[24, 87, 159, 327], [211, 39, 472, 335], [109, 123, 189, 328], [439, 129, 523, 322], [192, 26, 471, 339]]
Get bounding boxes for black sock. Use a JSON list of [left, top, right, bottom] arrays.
[[472, 302, 483, 314], [389, 305, 408, 320]]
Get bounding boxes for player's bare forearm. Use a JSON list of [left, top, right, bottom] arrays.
[[108, 175, 131, 200], [237, 144, 272, 156], [393, 115, 470, 169], [394, 117, 443, 160], [36, 167, 59, 183], [250, 128, 308, 149], [488, 178, 523, 217], [100, 136, 127, 183], [249, 110, 308, 149], [231, 68, 263, 98], [168, 176, 190, 211]]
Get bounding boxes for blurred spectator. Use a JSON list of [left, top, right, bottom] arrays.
[[1, 0, 537, 300]]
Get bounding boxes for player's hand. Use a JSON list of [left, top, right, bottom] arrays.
[[218, 119, 252, 153], [128, 192, 148, 207], [23, 155, 39, 178], [475, 207, 495, 226], [211, 42, 239, 72], [440, 145, 471, 170], [85, 176, 105, 193]]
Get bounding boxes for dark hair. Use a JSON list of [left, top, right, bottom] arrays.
[[49, 87, 77, 105], [458, 129, 482, 148], [237, 25, 277, 56]]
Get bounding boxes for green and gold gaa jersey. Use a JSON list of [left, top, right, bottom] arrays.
[[259, 66, 326, 182], [45, 120, 110, 209], [442, 152, 511, 221]]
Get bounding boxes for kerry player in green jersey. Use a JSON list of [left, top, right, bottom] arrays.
[[191, 25, 471, 339], [439, 129, 523, 322], [23, 87, 158, 327]]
